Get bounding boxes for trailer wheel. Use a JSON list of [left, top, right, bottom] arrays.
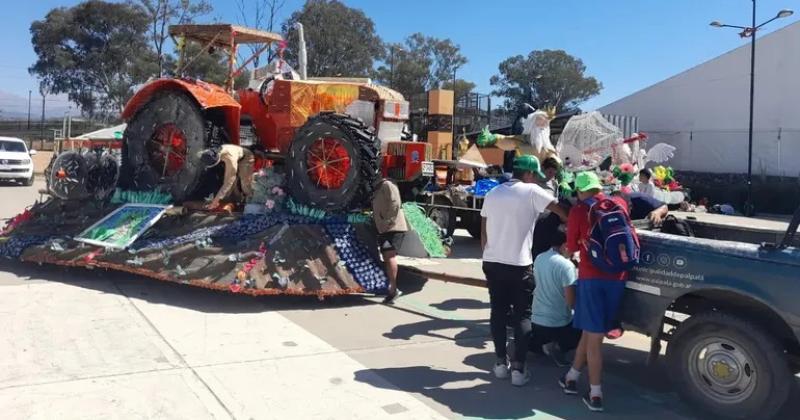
[[286, 112, 381, 212], [85, 152, 119, 200], [120, 91, 207, 202], [667, 311, 792, 420], [427, 196, 455, 237], [46, 151, 90, 200]]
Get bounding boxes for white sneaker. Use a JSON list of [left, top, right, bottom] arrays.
[[492, 361, 510, 379], [511, 369, 531, 386]]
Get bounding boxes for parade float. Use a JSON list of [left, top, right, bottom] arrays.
[[0, 24, 445, 298]]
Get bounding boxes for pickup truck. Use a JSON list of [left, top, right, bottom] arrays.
[[620, 208, 800, 420]]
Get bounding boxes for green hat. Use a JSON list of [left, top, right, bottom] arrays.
[[575, 171, 602, 192], [513, 155, 545, 179]]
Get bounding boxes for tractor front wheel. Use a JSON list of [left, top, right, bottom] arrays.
[[120, 91, 207, 202], [286, 113, 381, 212]]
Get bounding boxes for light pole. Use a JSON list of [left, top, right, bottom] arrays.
[[389, 46, 403, 89], [710, 2, 793, 216]]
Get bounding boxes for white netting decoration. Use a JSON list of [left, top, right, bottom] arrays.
[[556, 112, 623, 170]]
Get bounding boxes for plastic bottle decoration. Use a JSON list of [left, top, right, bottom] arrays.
[[324, 223, 388, 293], [174, 265, 187, 277], [229, 280, 242, 293], [232, 243, 269, 289], [400, 203, 447, 258], [110, 189, 172, 205], [126, 256, 144, 267], [0, 235, 49, 259]]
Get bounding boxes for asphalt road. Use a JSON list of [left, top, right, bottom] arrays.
[[0, 179, 795, 419]]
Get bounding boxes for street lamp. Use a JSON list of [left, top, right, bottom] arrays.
[[710, 1, 793, 216]]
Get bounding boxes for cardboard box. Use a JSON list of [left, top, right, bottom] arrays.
[[477, 147, 506, 166], [428, 90, 454, 116], [456, 168, 475, 184], [427, 131, 453, 160]]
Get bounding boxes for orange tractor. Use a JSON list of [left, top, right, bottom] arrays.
[[119, 24, 432, 211]]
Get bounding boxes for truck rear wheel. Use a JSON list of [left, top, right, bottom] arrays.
[[286, 112, 381, 212], [120, 91, 207, 202], [667, 311, 792, 420], [465, 213, 482, 239]]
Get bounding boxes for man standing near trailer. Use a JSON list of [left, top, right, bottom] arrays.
[[481, 155, 567, 386]]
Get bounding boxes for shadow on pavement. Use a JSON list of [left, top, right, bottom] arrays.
[[430, 298, 490, 311], [383, 316, 490, 349], [0, 261, 376, 313], [356, 345, 699, 419]]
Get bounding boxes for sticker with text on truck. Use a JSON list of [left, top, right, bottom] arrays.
[[421, 161, 434, 177]]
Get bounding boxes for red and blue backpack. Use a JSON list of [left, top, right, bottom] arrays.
[[583, 197, 640, 273]]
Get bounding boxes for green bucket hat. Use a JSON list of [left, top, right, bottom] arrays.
[[513, 155, 545, 179], [575, 171, 603, 192]]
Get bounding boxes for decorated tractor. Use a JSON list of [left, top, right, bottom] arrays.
[[118, 24, 430, 211]]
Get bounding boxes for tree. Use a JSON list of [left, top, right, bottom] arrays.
[[490, 49, 602, 112], [373, 34, 468, 99], [175, 43, 251, 89], [137, 0, 212, 76], [282, 0, 383, 78], [441, 79, 476, 102], [29, 1, 158, 118], [236, 0, 286, 68]]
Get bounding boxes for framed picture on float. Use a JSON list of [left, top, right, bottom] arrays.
[[75, 204, 172, 250]]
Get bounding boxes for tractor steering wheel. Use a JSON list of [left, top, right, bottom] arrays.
[[258, 76, 276, 107]]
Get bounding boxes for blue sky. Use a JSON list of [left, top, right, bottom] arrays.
[[1, 0, 798, 114]]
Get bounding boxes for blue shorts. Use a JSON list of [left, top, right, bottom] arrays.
[[573, 279, 626, 334]]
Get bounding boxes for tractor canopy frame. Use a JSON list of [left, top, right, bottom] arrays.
[[169, 24, 284, 92]]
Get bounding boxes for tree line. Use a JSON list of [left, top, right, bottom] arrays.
[[29, 0, 601, 119]]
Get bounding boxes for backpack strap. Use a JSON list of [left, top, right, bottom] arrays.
[[583, 197, 598, 224]]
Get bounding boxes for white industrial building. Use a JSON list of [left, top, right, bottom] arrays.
[[600, 21, 800, 177]]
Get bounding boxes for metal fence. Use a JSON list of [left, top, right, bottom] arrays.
[[0, 120, 107, 150], [408, 92, 513, 138]]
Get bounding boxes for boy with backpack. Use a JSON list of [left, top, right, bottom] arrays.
[[559, 171, 639, 412]]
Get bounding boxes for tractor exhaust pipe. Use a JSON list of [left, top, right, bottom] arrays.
[[294, 22, 308, 80]]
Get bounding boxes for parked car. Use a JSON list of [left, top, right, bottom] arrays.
[[0, 137, 36, 186]]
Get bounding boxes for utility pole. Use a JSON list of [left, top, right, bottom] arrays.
[[745, 0, 757, 217], [27, 90, 31, 129], [40, 93, 45, 142], [389, 47, 396, 89]]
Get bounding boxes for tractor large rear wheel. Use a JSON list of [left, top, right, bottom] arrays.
[[120, 91, 207, 202], [286, 113, 381, 212]]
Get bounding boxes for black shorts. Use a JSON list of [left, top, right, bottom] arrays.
[[378, 231, 406, 253], [528, 322, 582, 353]]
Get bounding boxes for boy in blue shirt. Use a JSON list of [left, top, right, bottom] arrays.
[[530, 230, 581, 367]]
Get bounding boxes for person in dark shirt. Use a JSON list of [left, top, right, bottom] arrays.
[[621, 192, 669, 225], [532, 157, 565, 259]]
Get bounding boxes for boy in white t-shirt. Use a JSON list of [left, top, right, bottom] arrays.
[[481, 155, 567, 387]]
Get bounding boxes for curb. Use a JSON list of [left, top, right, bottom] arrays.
[[399, 265, 487, 289]]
